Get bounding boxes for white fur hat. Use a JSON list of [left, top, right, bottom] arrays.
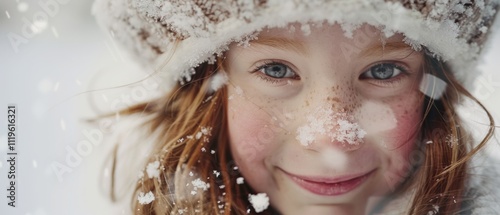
[[92, 0, 499, 88]]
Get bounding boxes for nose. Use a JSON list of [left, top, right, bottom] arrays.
[[295, 105, 366, 152]]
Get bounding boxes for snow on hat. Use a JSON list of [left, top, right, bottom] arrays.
[[92, 0, 499, 89]]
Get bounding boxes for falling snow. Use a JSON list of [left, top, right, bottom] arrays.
[[104, 168, 110, 178], [51, 27, 59, 38], [38, 78, 53, 94], [17, 2, 29, 12], [30, 20, 49, 34], [60, 119, 66, 131], [53, 82, 60, 92]]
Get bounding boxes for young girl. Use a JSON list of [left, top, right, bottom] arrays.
[[92, 1, 500, 214]]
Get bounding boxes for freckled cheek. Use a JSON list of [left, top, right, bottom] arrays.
[[392, 120, 420, 152], [372, 104, 424, 191], [227, 99, 279, 169], [384, 102, 423, 150], [357, 96, 423, 151]]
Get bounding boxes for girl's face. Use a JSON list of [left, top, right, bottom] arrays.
[[225, 24, 424, 215]]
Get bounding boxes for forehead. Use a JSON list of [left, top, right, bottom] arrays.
[[251, 23, 411, 53]]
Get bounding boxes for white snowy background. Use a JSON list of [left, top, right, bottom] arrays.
[[0, 1, 499, 215]]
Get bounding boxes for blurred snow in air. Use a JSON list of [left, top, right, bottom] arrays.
[[17, 2, 29, 12]]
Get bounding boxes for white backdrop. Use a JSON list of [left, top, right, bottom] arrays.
[[0, 1, 499, 215]]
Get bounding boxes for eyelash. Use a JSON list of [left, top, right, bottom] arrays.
[[250, 60, 299, 84], [360, 63, 410, 87], [250, 60, 410, 87]]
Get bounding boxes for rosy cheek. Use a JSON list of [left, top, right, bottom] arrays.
[[385, 96, 423, 150], [227, 97, 278, 170], [380, 97, 424, 190]]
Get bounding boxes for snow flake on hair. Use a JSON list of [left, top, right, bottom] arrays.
[[146, 160, 161, 179], [192, 178, 210, 190], [193, 126, 212, 143], [446, 134, 459, 147], [138, 191, 155, 205]]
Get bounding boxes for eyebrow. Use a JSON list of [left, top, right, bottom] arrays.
[[249, 37, 308, 54], [359, 41, 415, 58]]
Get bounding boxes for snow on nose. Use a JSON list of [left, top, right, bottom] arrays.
[[295, 105, 366, 149]]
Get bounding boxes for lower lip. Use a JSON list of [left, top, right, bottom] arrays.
[[286, 171, 374, 196]]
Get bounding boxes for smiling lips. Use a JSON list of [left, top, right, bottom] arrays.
[[285, 170, 375, 196]]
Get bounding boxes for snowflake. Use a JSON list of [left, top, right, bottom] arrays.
[[248, 193, 269, 213], [191, 178, 210, 191], [236, 177, 244, 184], [446, 134, 459, 147], [137, 191, 155, 205], [146, 161, 160, 179]]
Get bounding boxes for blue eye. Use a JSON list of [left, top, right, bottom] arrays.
[[363, 63, 403, 80], [259, 63, 296, 79]]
